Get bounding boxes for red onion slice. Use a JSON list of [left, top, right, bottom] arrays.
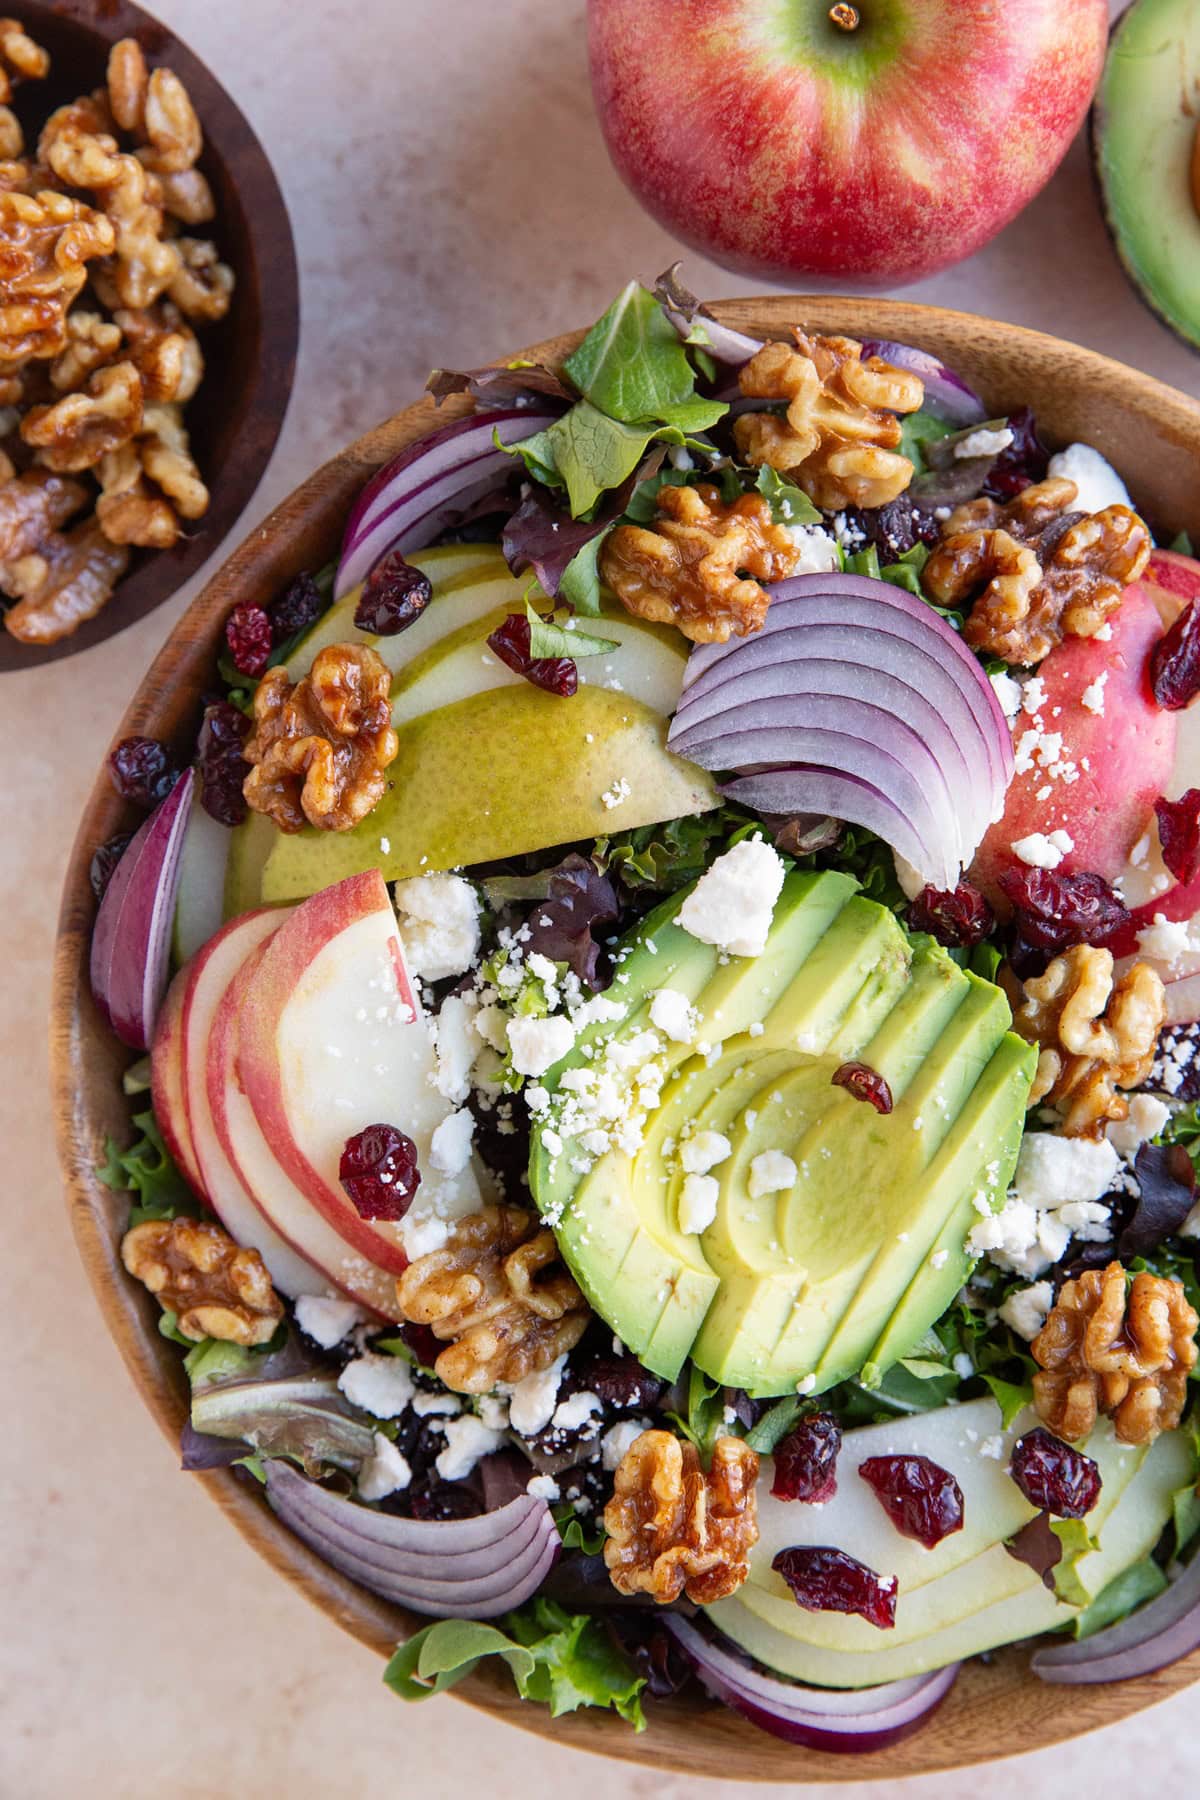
[[336, 409, 559, 598], [1032, 1554, 1200, 1685], [89, 769, 195, 1051], [663, 1616, 959, 1751], [723, 765, 941, 887], [860, 340, 987, 427], [264, 1462, 558, 1618]]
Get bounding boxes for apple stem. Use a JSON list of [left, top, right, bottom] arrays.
[[829, 3, 860, 28]]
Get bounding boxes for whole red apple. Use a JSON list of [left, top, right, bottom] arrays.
[[588, 0, 1108, 286]]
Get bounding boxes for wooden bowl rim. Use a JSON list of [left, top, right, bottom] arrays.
[[51, 294, 1200, 1780], [0, 0, 300, 671]]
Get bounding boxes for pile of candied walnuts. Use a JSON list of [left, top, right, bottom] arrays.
[[0, 25, 231, 644]]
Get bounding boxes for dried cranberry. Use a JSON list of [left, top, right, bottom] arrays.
[[1151, 600, 1200, 712], [908, 882, 995, 949], [858, 1454, 965, 1548], [860, 497, 941, 562], [269, 571, 326, 645], [981, 406, 1048, 501], [487, 612, 578, 698], [998, 866, 1132, 969], [771, 1412, 842, 1502], [581, 1353, 666, 1413], [89, 831, 132, 901], [1155, 790, 1200, 885], [109, 735, 183, 808], [772, 1546, 897, 1630], [196, 701, 251, 827], [354, 551, 433, 636], [224, 601, 273, 677], [832, 1060, 893, 1114], [1010, 1427, 1101, 1518], [339, 1124, 420, 1221]]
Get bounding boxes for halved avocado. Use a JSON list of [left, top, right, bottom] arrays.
[[1093, 0, 1200, 350]]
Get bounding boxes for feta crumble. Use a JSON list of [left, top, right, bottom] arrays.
[[955, 426, 1014, 460], [293, 1294, 365, 1349], [1011, 829, 1074, 870], [435, 1414, 506, 1481], [1046, 443, 1133, 515], [553, 1390, 602, 1431], [649, 986, 698, 1043], [1106, 1094, 1171, 1158], [601, 777, 632, 811], [429, 1107, 475, 1176], [432, 993, 481, 1104], [678, 839, 786, 958], [506, 1012, 576, 1077], [998, 1280, 1054, 1341], [337, 1353, 414, 1419], [357, 1432, 412, 1501], [393, 873, 481, 981], [679, 1172, 720, 1235], [601, 1419, 647, 1470], [748, 1149, 797, 1199], [1014, 1133, 1119, 1208], [680, 1130, 732, 1175], [526, 1473, 561, 1502], [782, 524, 840, 573], [507, 1354, 568, 1436]]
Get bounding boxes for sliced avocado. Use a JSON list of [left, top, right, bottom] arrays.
[[259, 684, 718, 901], [1093, 0, 1200, 351], [530, 871, 1035, 1393]]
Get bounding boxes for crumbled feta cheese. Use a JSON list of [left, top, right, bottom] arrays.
[[601, 777, 632, 811], [1107, 1094, 1171, 1158], [393, 873, 481, 981], [979, 1435, 1006, 1461], [526, 1473, 560, 1501], [396, 1206, 451, 1258], [429, 1107, 475, 1176], [338, 1353, 414, 1419], [831, 510, 866, 550], [507, 1354, 568, 1436], [649, 987, 698, 1043], [681, 1130, 732, 1175], [1011, 829, 1074, 870], [506, 1013, 576, 1077], [1080, 671, 1108, 715], [357, 1432, 412, 1501], [678, 839, 786, 958], [553, 1390, 602, 1431], [433, 993, 481, 1103], [998, 1280, 1055, 1341], [602, 1419, 647, 1470], [679, 1172, 720, 1235], [749, 1150, 797, 1199], [955, 426, 1014, 460], [796, 1374, 816, 1396], [1056, 1199, 1112, 1242], [929, 1248, 949, 1270], [435, 1413, 506, 1480], [293, 1294, 365, 1349], [782, 524, 840, 573], [1137, 911, 1200, 973], [1013, 1133, 1120, 1208], [990, 671, 1023, 721], [411, 1390, 463, 1417], [1046, 443, 1132, 516]]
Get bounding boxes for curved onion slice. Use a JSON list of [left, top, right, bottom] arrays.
[[663, 1616, 959, 1751], [660, 305, 762, 368], [860, 339, 987, 427], [89, 769, 194, 1051], [336, 409, 560, 598], [265, 1462, 559, 1618], [1032, 1555, 1200, 1684], [670, 574, 1011, 890]]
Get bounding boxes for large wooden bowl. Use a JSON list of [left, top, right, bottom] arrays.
[[0, 0, 299, 670], [51, 299, 1200, 1779]]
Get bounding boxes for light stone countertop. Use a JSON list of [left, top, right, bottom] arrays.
[[5, 1, 1199, 1795]]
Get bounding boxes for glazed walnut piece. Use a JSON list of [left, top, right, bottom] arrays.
[[122, 1215, 284, 1346], [2, 514, 129, 642], [44, 121, 182, 312], [395, 1204, 589, 1394], [732, 333, 924, 512], [1033, 1261, 1199, 1445], [1015, 944, 1166, 1138], [242, 642, 399, 833], [21, 357, 142, 470], [0, 189, 115, 365], [924, 476, 1152, 664], [603, 1429, 760, 1605], [600, 481, 804, 644]]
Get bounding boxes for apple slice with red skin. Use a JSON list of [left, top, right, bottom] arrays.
[[972, 581, 1177, 906], [150, 966, 205, 1200], [172, 907, 332, 1301], [207, 930, 401, 1316], [234, 870, 477, 1278]]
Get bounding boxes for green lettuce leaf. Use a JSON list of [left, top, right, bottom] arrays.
[[563, 280, 726, 434], [557, 533, 607, 616], [554, 1509, 606, 1555], [664, 1361, 725, 1458], [745, 1396, 804, 1454], [1071, 1556, 1169, 1639], [1050, 1518, 1100, 1606], [898, 410, 955, 473], [844, 541, 931, 599], [595, 806, 764, 895], [754, 464, 821, 526], [980, 1373, 1034, 1430], [97, 1109, 197, 1226], [523, 598, 617, 661]]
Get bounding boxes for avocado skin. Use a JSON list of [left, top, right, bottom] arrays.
[[529, 869, 1036, 1397], [1092, 0, 1200, 353]]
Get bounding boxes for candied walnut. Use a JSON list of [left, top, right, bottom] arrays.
[[603, 1430, 759, 1605], [395, 1205, 589, 1393], [107, 39, 148, 136], [49, 308, 121, 391], [168, 235, 233, 321], [139, 401, 206, 515], [0, 189, 114, 364], [1015, 944, 1165, 1137], [0, 18, 48, 103], [2, 515, 128, 641], [44, 122, 182, 311], [114, 304, 203, 403], [0, 466, 86, 560], [732, 333, 923, 512], [137, 68, 202, 174], [924, 477, 1152, 664], [600, 481, 803, 645], [1032, 1261, 1198, 1445], [0, 107, 21, 161], [96, 440, 177, 548], [121, 1215, 283, 1346], [242, 642, 399, 832], [21, 358, 142, 471], [154, 166, 214, 226]]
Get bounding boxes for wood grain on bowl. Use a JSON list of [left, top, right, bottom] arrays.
[[0, 0, 299, 670], [51, 300, 1200, 1780]]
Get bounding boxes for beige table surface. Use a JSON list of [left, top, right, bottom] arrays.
[[6, 1, 1200, 1794]]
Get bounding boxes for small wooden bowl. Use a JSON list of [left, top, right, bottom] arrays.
[[51, 299, 1200, 1779], [0, 0, 299, 670]]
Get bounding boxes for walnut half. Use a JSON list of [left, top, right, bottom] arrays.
[[1015, 944, 1165, 1138], [121, 1215, 283, 1346], [603, 1430, 760, 1605], [1033, 1261, 1198, 1445]]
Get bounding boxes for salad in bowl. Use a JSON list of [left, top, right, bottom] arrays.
[[85, 273, 1200, 1755]]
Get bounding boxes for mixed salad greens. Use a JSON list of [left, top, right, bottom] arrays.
[[89, 272, 1200, 1753]]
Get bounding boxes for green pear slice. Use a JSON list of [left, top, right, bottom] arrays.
[[260, 684, 719, 900]]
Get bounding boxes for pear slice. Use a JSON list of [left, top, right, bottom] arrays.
[[260, 684, 719, 901]]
